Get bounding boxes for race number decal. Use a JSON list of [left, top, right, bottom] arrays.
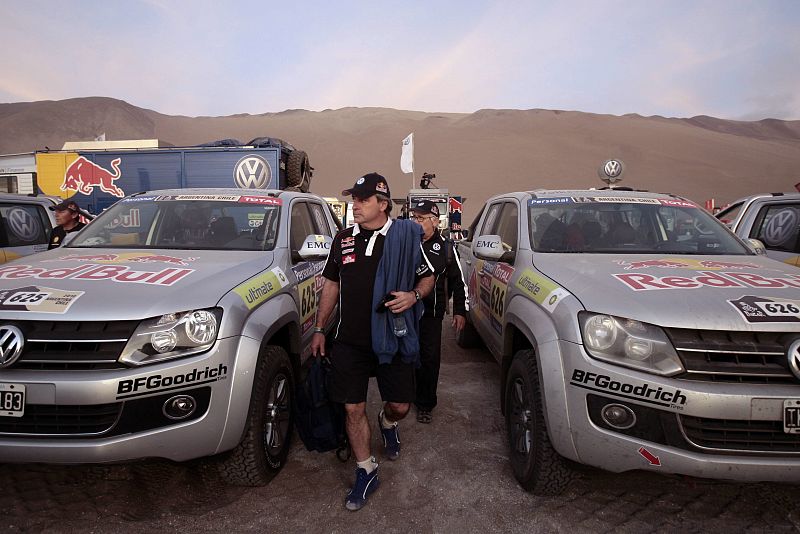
[[479, 262, 514, 333], [0, 286, 84, 313], [292, 261, 325, 333], [729, 295, 800, 323]]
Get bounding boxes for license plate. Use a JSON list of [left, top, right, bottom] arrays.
[[784, 399, 800, 434], [0, 383, 25, 418]]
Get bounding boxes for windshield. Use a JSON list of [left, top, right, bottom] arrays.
[[528, 197, 749, 255], [69, 194, 282, 250]]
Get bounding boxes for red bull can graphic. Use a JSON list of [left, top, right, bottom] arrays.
[[61, 156, 125, 198]]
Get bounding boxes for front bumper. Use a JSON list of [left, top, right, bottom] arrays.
[[548, 339, 800, 482], [0, 336, 260, 463]]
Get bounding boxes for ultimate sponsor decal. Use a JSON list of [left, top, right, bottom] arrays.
[[46, 253, 197, 266], [570, 369, 687, 408], [116, 363, 227, 399], [234, 266, 290, 310], [515, 269, 570, 313], [614, 270, 800, 291], [616, 258, 763, 271], [0, 263, 193, 286], [729, 295, 800, 323], [0, 285, 83, 313]]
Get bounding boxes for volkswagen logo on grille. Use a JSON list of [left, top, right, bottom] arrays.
[[234, 155, 271, 189], [788, 339, 800, 381], [0, 325, 24, 368]]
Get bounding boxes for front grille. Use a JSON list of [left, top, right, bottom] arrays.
[[0, 402, 122, 436], [5, 320, 137, 370], [666, 328, 799, 384], [680, 415, 800, 453]]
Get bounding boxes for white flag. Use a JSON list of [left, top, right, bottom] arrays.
[[94, 133, 106, 142], [400, 133, 414, 174]]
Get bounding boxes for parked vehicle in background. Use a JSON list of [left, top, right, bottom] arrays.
[[0, 153, 37, 195], [0, 187, 338, 486], [716, 193, 800, 267], [0, 194, 57, 263], [33, 137, 313, 214], [459, 183, 800, 495]]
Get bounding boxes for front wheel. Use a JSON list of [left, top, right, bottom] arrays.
[[505, 349, 575, 495], [219, 345, 294, 486]]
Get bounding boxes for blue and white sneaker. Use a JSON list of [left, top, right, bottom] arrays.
[[378, 409, 401, 461], [345, 466, 379, 511]]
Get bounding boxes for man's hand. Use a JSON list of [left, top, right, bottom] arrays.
[[386, 291, 417, 314], [452, 314, 466, 332], [310, 332, 326, 357]]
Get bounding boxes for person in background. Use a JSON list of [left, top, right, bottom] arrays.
[[48, 200, 85, 249], [311, 172, 434, 511], [410, 200, 468, 424]]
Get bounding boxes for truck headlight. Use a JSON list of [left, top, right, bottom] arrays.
[[119, 308, 222, 366], [578, 312, 684, 376]]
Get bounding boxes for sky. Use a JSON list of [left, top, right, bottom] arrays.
[[1, 0, 799, 120]]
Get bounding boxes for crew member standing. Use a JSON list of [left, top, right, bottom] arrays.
[[311, 172, 434, 512], [48, 200, 86, 249], [410, 200, 468, 424]]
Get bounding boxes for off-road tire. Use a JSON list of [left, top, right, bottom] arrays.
[[286, 150, 311, 192], [219, 345, 294, 486], [505, 349, 575, 495], [455, 317, 481, 348]]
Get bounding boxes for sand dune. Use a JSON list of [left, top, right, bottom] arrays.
[[1, 97, 799, 222]]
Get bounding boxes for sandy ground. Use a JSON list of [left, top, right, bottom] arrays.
[[2, 321, 799, 533]]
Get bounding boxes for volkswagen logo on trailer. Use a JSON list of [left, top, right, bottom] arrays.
[[0, 325, 24, 368], [598, 158, 625, 185], [234, 155, 271, 189]]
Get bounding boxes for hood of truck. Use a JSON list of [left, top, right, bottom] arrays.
[[532, 253, 800, 331], [0, 248, 274, 321]]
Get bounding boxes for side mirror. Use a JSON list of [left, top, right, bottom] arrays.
[[296, 234, 332, 261], [748, 238, 768, 256], [473, 234, 504, 260]]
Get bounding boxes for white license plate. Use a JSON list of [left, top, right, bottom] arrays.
[[784, 399, 800, 434], [0, 383, 25, 418]]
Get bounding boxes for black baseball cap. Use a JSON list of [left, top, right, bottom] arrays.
[[411, 199, 440, 217], [52, 200, 80, 212], [342, 172, 391, 198]]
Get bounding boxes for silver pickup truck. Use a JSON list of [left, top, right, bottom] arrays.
[[0, 188, 338, 485], [458, 187, 800, 494]]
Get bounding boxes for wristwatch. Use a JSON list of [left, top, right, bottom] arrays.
[[413, 290, 421, 301], [312, 326, 325, 334]]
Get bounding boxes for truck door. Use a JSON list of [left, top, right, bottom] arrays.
[[289, 201, 335, 349], [748, 202, 800, 266]]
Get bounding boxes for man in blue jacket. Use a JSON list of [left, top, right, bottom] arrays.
[[311, 172, 434, 511]]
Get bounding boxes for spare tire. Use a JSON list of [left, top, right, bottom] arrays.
[[286, 150, 312, 192]]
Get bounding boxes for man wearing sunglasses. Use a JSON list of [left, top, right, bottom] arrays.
[[410, 200, 469, 424]]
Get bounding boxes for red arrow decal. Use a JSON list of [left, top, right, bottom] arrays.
[[638, 446, 661, 466]]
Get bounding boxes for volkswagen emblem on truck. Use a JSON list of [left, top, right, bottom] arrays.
[[0, 325, 24, 368], [788, 339, 800, 381], [234, 155, 271, 189], [598, 158, 625, 184]]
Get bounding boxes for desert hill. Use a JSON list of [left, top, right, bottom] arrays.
[[1, 97, 799, 223]]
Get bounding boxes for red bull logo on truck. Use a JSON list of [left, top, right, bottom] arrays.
[[61, 156, 125, 198]]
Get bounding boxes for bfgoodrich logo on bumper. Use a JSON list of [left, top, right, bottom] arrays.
[[570, 369, 687, 408], [116, 363, 227, 399]]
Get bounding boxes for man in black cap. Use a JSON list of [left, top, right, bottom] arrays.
[[410, 199, 468, 424], [48, 200, 86, 249], [311, 172, 434, 511]]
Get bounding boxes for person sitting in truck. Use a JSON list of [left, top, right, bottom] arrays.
[[48, 200, 86, 249]]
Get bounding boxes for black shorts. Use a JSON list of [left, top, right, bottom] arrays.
[[329, 341, 415, 404]]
